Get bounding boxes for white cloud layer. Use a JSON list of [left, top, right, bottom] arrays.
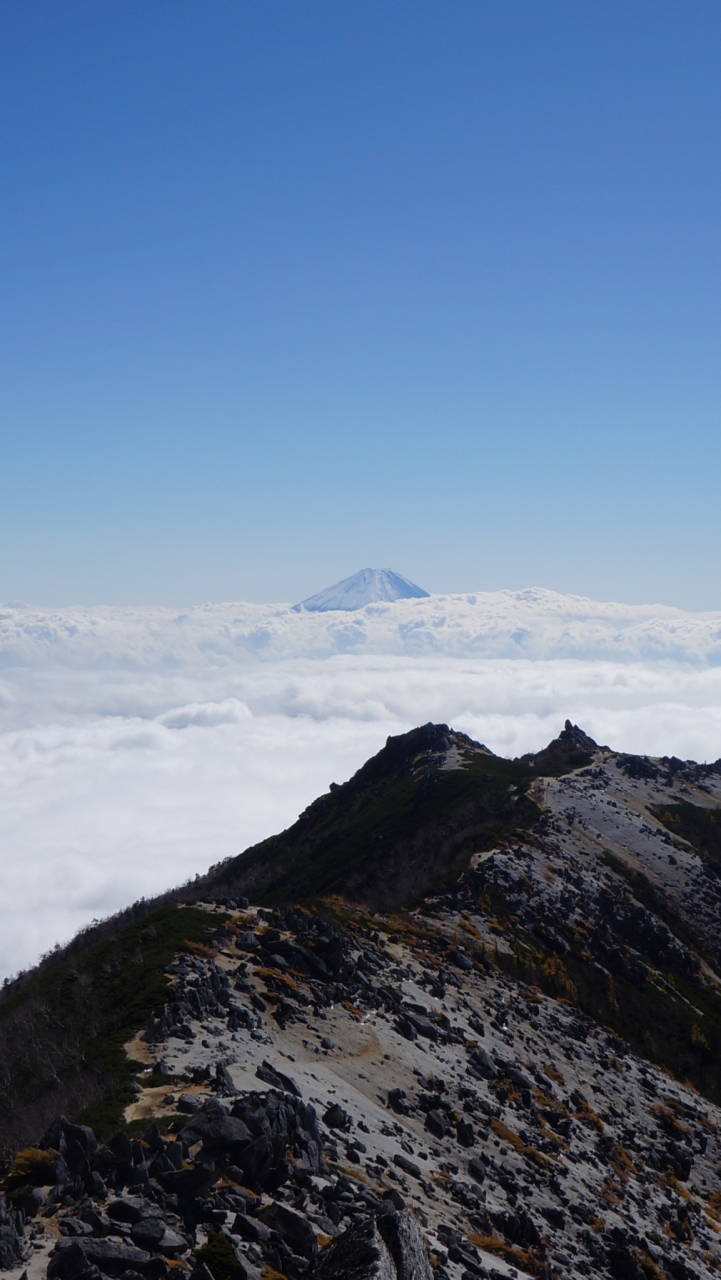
[[2, 588, 721, 981], [3, 586, 721, 669]]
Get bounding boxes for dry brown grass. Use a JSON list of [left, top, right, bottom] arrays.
[[610, 1142, 636, 1182], [537, 1119, 568, 1151], [573, 1098, 604, 1132], [601, 1177, 622, 1207], [524, 1147, 551, 1171], [637, 1250, 669, 1280], [650, 1102, 691, 1139], [340, 1000, 365, 1020], [183, 940, 216, 958], [490, 1118, 522, 1150], [663, 1171, 692, 1201], [255, 968, 299, 993], [490, 1118, 550, 1170], [466, 1233, 544, 1276]]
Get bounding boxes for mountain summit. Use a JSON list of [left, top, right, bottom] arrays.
[[295, 566, 429, 611]]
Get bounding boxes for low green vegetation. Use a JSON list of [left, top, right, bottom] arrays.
[[0, 904, 225, 1153], [499, 910, 721, 1105], [125, 1114, 184, 1138], [194, 1233, 247, 1280], [649, 800, 721, 865], [601, 850, 708, 960]]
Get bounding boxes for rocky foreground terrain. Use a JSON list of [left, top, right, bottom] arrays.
[[0, 723, 720, 1280]]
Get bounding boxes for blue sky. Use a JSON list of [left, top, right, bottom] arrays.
[[1, 1, 720, 608]]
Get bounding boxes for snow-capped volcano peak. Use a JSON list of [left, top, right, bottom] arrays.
[[295, 567, 429, 612]]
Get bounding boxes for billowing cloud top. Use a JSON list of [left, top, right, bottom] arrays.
[[2, 586, 721, 667]]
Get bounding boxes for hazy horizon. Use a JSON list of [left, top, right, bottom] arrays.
[[5, 579, 721, 613]]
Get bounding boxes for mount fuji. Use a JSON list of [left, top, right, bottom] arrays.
[[294, 566, 429, 611]]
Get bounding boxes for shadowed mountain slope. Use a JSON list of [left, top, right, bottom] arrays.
[[205, 723, 543, 910]]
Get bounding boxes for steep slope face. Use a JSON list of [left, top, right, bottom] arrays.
[[295, 568, 430, 612], [537, 750, 721, 970], [427, 746, 721, 1104], [4, 901, 721, 1280], [205, 724, 541, 910]]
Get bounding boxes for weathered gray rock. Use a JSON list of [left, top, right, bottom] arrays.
[[78, 1206, 110, 1238], [258, 1200, 318, 1259], [131, 1218, 165, 1249], [393, 1153, 421, 1178], [424, 1110, 448, 1139], [177, 1094, 202, 1114], [387, 1089, 408, 1115], [156, 1226, 189, 1258], [323, 1103, 352, 1131], [255, 1059, 300, 1096], [47, 1240, 92, 1280], [156, 1163, 220, 1198], [50, 1237, 151, 1276], [0, 1218, 30, 1272], [395, 1017, 417, 1042], [313, 1215, 396, 1280], [59, 1219, 94, 1238], [107, 1199, 144, 1225], [179, 1099, 251, 1151], [456, 1120, 474, 1148], [236, 932, 260, 951], [231, 1213, 271, 1244], [467, 1046, 497, 1080], [214, 1062, 237, 1096], [378, 1209, 432, 1280]]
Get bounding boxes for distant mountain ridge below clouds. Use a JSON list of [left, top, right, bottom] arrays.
[[295, 566, 429, 611], [2, 585, 721, 667]]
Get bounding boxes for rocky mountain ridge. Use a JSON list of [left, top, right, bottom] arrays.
[[0, 722, 720, 1280]]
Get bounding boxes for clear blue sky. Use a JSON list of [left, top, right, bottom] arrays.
[[1, 1, 720, 608]]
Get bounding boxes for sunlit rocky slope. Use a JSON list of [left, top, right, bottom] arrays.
[[0, 722, 720, 1280]]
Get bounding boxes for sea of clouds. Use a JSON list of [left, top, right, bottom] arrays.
[[2, 587, 721, 981]]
